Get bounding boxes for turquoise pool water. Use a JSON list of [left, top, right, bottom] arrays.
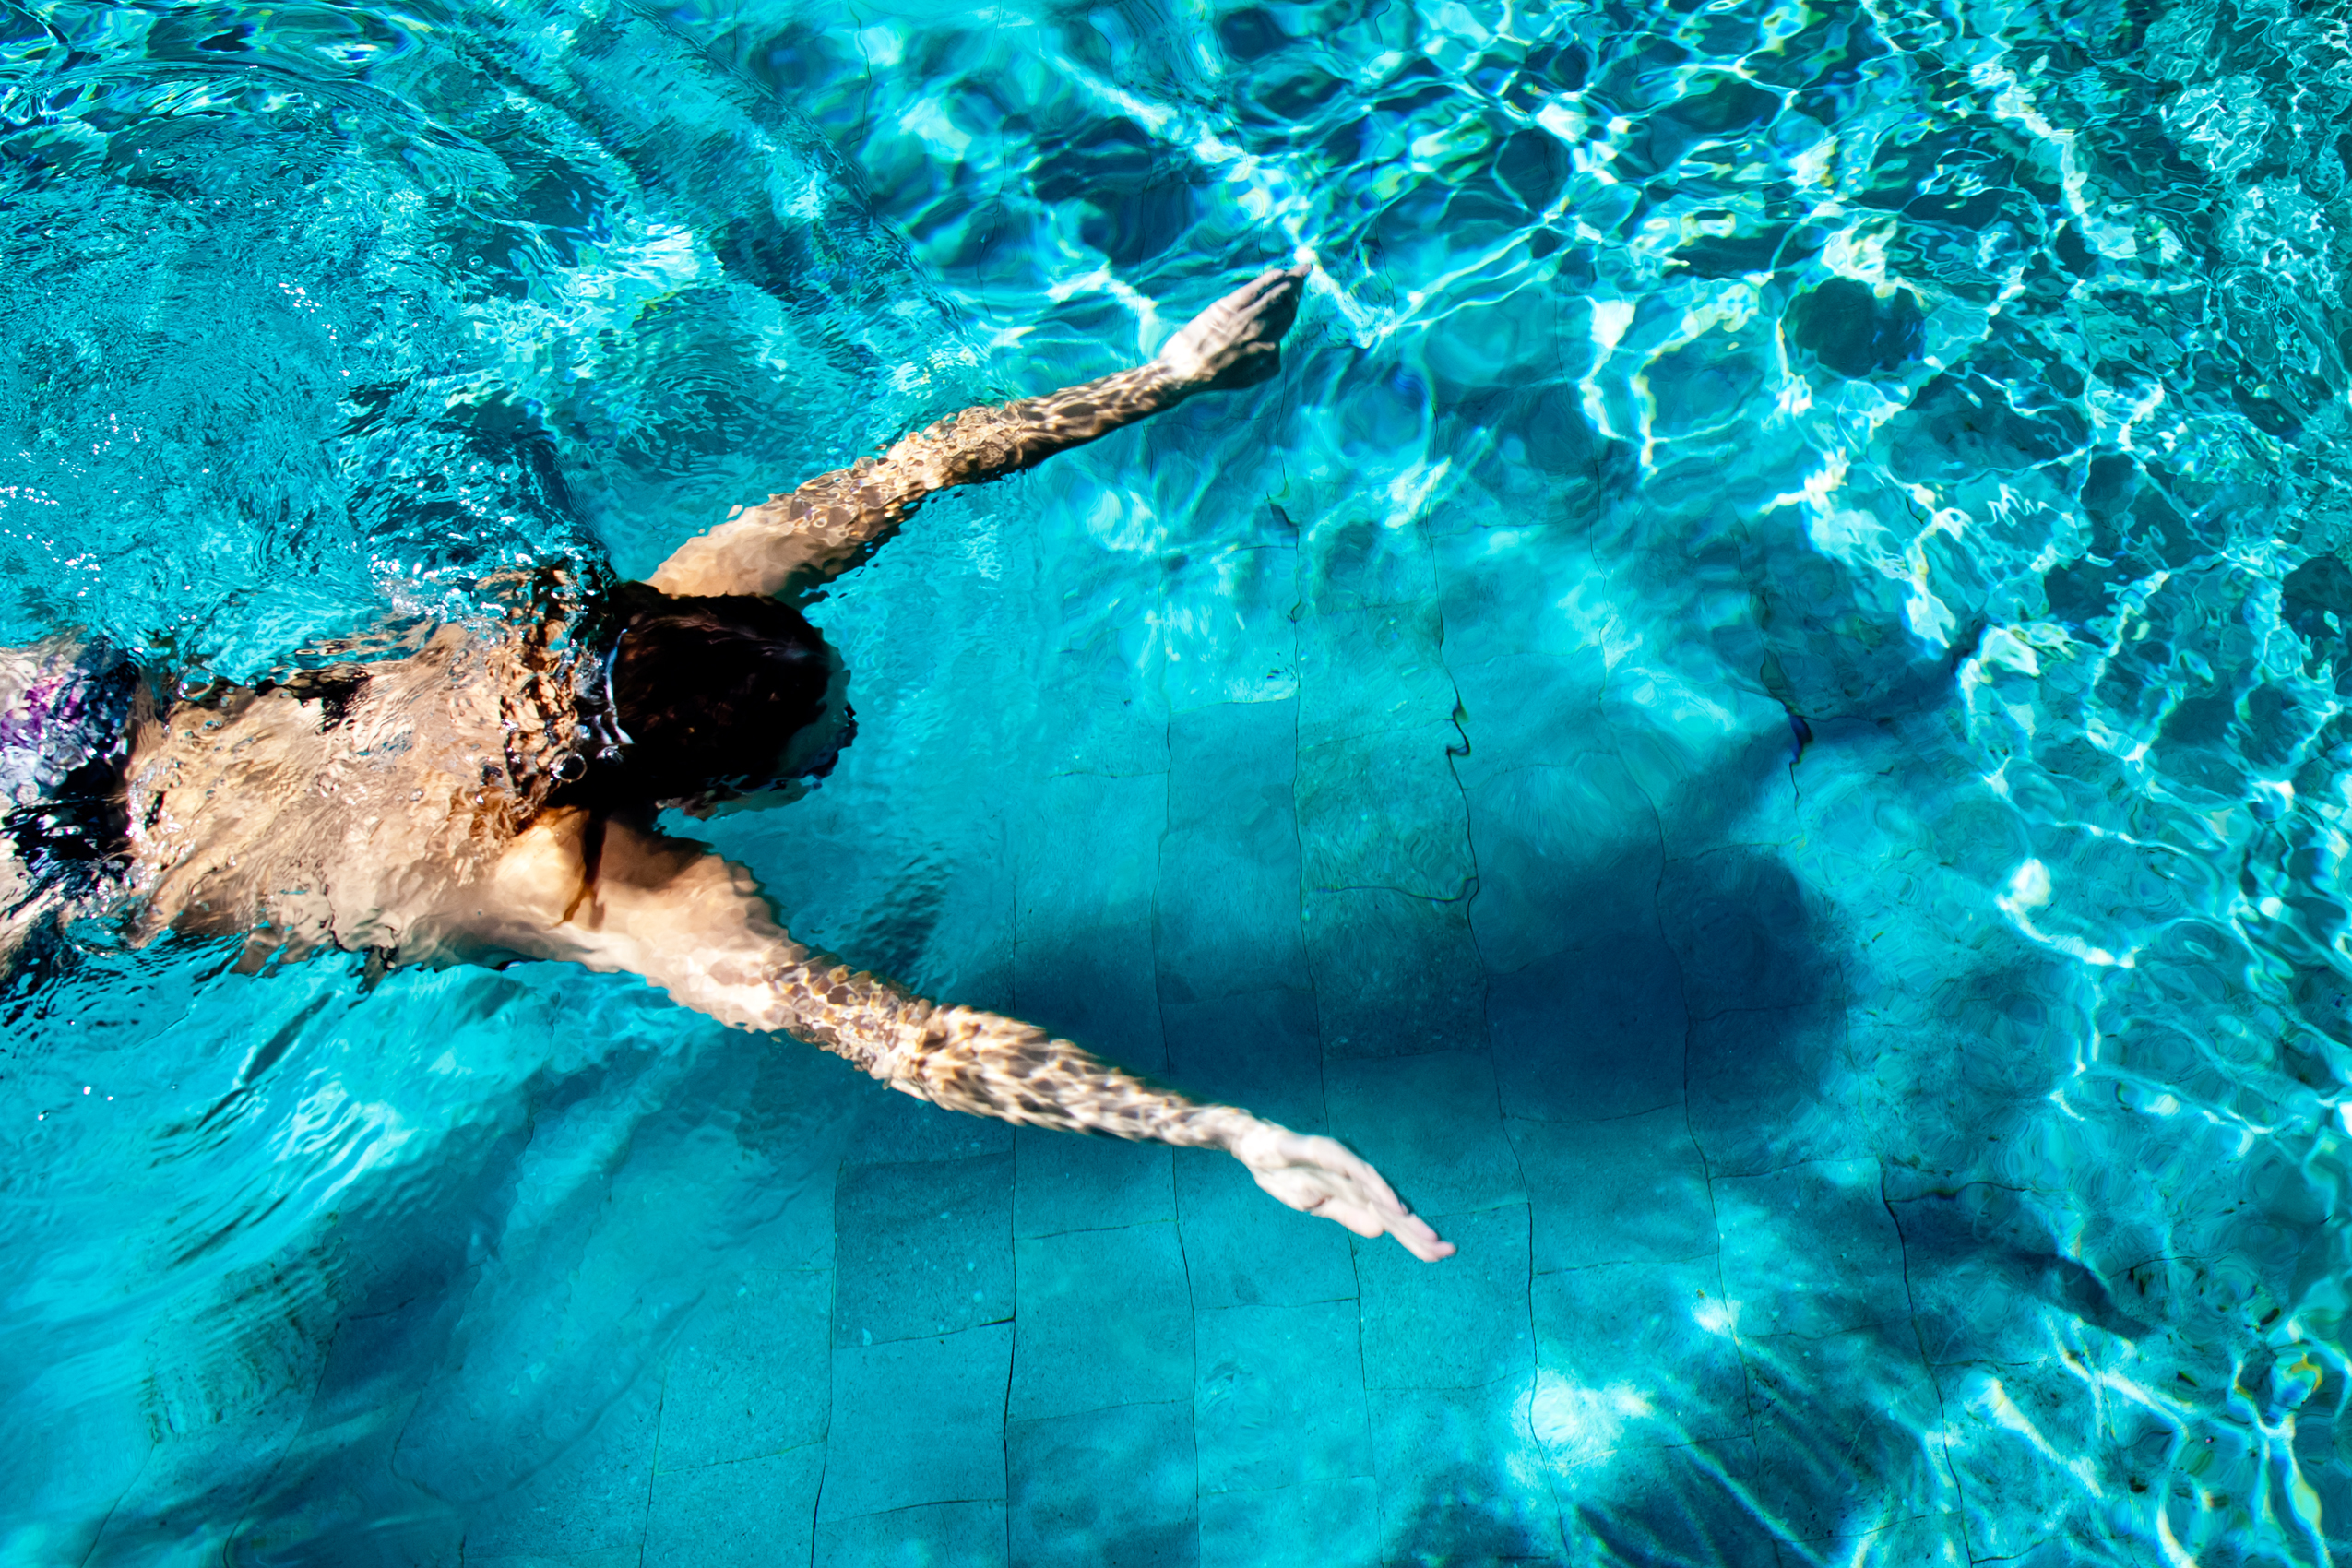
[[4, 0, 2349, 1562]]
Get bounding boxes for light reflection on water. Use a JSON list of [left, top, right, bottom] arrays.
[[2, 0, 2351, 1561]]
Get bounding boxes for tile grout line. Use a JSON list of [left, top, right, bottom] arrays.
[[1623, 732, 1761, 1453], [1002, 734, 1028, 1568], [1288, 532, 1323, 1131], [1149, 653, 1192, 1566], [1152, 590, 1201, 1561], [1424, 496, 1557, 1548], [1290, 517, 1389, 1556], [1880, 1133, 1978, 1563], [812, 1260, 837, 1566], [994, 337, 1058, 1568], [641, 1372, 661, 1568], [814, 1099, 850, 1562], [1814, 887, 1941, 1550], [1172, 1185, 1204, 1557]]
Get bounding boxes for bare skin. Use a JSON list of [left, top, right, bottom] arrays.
[[19, 266, 1455, 1263], [650, 267, 1312, 601], [488, 266, 1451, 1261], [463, 790, 1451, 1258]]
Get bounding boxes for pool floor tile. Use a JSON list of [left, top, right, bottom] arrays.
[[1154, 541, 1301, 713], [1008, 1402, 1198, 1568], [1507, 1111, 1718, 1274], [1657, 850, 1838, 1018], [1934, 1360, 2128, 1562], [1685, 1004, 1871, 1179], [1324, 1050, 1525, 1218], [1713, 1159, 1908, 1340], [471, 1551, 642, 1568], [1014, 770, 1168, 1074], [742, 1157, 841, 1274], [1294, 600, 1457, 751], [815, 1501, 1009, 1568], [457, 1368, 659, 1561], [1156, 701, 1312, 1004], [1461, 760, 1663, 978], [657, 1266, 832, 1471], [1012, 924, 1167, 1075], [1551, 1438, 1771, 1568], [1013, 1129, 1174, 1240], [834, 1154, 1015, 1348], [1741, 1325, 1955, 1544], [1303, 885, 1490, 1061], [1773, 1511, 1970, 1567], [1489, 941, 1687, 1125], [1156, 814, 1314, 1003], [1431, 530, 1612, 665], [1887, 1185, 2088, 1367], [1295, 725, 1477, 899], [822, 1326, 1013, 1522], [1167, 699, 1300, 833], [1354, 1205, 1534, 1392], [1012, 1223, 1194, 1421], [1029, 641, 1170, 778], [1172, 1148, 1361, 1310], [1367, 1378, 1563, 1563], [844, 1091, 1015, 1166], [1531, 1257, 1748, 1455], [1443, 649, 1612, 778], [1601, 701, 1796, 871], [1194, 1300, 1372, 1492], [1163, 988, 1328, 1134], [1299, 510, 1438, 617], [644, 1444, 824, 1568], [1197, 1477, 1381, 1568]]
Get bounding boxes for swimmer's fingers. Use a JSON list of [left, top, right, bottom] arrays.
[[1301, 1186, 1455, 1263], [1229, 1123, 1457, 1263], [1155, 264, 1310, 393]]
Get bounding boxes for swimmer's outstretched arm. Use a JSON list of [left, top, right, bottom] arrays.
[[647, 266, 1310, 600], [463, 808, 1453, 1262]]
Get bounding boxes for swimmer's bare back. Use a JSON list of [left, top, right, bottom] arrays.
[[460, 267, 1456, 1262]]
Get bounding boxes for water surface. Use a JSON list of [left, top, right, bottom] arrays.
[[3, 0, 2350, 1562]]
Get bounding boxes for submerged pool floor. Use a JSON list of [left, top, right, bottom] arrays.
[[5, 0, 2351, 1562], [446, 680, 2002, 1568]]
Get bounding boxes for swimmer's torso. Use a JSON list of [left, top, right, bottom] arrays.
[[119, 618, 577, 959], [0, 267, 1455, 1259], [0, 569, 606, 963]]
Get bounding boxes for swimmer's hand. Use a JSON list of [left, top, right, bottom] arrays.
[[1154, 265, 1309, 394], [1229, 1118, 1456, 1262]]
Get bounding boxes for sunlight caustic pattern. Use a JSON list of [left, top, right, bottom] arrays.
[[5, 0, 2352, 1562]]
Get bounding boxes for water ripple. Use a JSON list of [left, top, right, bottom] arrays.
[[4, 0, 2352, 1560]]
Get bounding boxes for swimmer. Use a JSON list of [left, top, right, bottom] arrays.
[[0, 266, 1455, 1263]]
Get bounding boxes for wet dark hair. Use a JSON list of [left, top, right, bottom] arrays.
[[597, 581, 835, 802]]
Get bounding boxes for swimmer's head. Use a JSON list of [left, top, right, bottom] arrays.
[[599, 583, 855, 807]]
